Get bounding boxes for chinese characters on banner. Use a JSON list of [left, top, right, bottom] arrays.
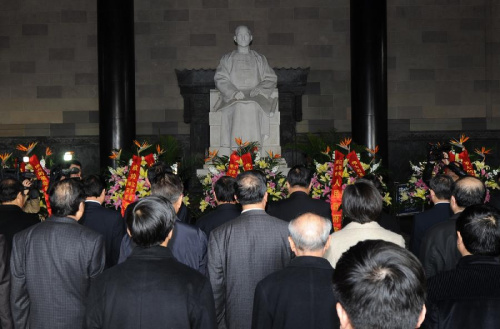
[[29, 155, 51, 215], [121, 155, 142, 217], [331, 150, 344, 232]]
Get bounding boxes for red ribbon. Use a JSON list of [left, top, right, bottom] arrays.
[[241, 152, 253, 171], [331, 150, 345, 232], [29, 155, 51, 215], [121, 155, 142, 216], [346, 151, 366, 178], [458, 150, 475, 176], [144, 154, 155, 167], [227, 152, 240, 178]]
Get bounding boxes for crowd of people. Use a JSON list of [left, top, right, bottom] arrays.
[[0, 160, 499, 329]]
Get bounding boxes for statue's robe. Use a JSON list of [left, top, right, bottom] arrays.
[[214, 50, 277, 149]]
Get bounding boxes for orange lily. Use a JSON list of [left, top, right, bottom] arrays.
[[235, 137, 242, 146], [366, 145, 379, 155], [337, 138, 352, 151], [321, 146, 331, 155], [16, 142, 37, 155], [45, 147, 53, 157], [109, 149, 122, 160], [156, 145, 165, 155], [204, 149, 219, 163], [474, 147, 492, 159], [450, 134, 469, 149]]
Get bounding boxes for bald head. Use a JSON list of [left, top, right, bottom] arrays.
[[453, 176, 486, 209], [288, 213, 332, 256]]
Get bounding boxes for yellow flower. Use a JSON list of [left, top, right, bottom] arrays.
[[409, 177, 417, 184], [486, 181, 499, 190], [316, 163, 328, 173], [278, 178, 285, 186], [361, 162, 370, 171], [203, 175, 212, 185], [183, 195, 190, 207], [342, 168, 349, 178], [257, 160, 268, 168], [401, 192, 409, 201], [473, 161, 485, 171], [383, 192, 392, 206], [415, 188, 427, 200], [199, 200, 208, 212], [216, 164, 226, 171]]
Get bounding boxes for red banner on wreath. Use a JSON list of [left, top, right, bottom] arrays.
[[227, 152, 240, 178], [29, 155, 51, 215], [121, 155, 142, 217], [458, 149, 475, 176], [331, 150, 345, 232], [241, 152, 253, 171], [346, 151, 366, 178], [144, 153, 155, 167]]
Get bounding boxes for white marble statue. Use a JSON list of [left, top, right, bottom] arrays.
[[214, 25, 278, 150]]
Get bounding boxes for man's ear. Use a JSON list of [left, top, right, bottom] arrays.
[[288, 236, 296, 254], [323, 235, 332, 253], [336, 302, 352, 329], [416, 304, 426, 328]]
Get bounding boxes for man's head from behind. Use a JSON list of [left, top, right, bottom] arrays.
[[286, 165, 312, 190], [452, 176, 486, 212], [236, 170, 267, 206], [429, 174, 454, 202], [150, 172, 183, 212], [342, 179, 382, 224], [49, 178, 85, 219], [288, 213, 331, 256], [214, 176, 237, 203], [82, 175, 106, 202], [126, 196, 176, 248], [334, 240, 427, 329], [456, 204, 500, 256], [0, 178, 25, 205]]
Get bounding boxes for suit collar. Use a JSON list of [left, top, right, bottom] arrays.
[[289, 256, 333, 270], [240, 208, 266, 215], [129, 245, 175, 260], [458, 255, 500, 268], [0, 204, 24, 213], [343, 221, 381, 229], [289, 191, 310, 199], [46, 216, 79, 224], [217, 203, 240, 211]]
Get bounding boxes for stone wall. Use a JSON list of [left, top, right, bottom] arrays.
[[0, 0, 499, 178]]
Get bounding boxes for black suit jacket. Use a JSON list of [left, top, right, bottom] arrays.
[[410, 202, 452, 257], [0, 235, 13, 329], [10, 216, 105, 329], [0, 204, 39, 248], [80, 201, 125, 268], [196, 203, 241, 237], [119, 218, 208, 275], [252, 256, 340, 329], [267, 191, 332, 222], [423, 255, 500, 329], [208, 209, 292, 329], [85, 246, 217, 329], [420, 212, 461, 278]]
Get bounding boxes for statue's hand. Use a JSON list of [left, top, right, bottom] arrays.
[[250, 88, 261, 97], [234, 91, 245, 100]]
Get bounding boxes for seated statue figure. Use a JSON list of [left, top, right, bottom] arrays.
[[214, 25, 278, 150]]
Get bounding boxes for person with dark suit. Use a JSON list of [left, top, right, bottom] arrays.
[[0, 234, 13, 329], [85, 196, 217, 328], [208, 170, 292, 329], [423, 205, 500, 328], [420, 176, 486, 277], [119, 171, 208, 275], [267, 165, 331, 222], [252, 213, 339, 329], [410, 175, 454, 257], [80, 175, 125, 268], [10, 178, 105, 329], [196, 176, 241, 237], [0, 178, 39, 248]]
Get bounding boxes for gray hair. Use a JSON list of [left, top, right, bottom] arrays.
[[288, 213, 332, 251]]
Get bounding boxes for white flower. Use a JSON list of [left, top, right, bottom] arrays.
[[40, 158, 45, 168], [208, 166, 219, 175], [254, 152, 261, 162], [271, 166, 279, 173], [371, 161, 380, 172], [170, 163, 178, 174]]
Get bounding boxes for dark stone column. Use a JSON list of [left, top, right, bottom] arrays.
[[350, 0, 388, 165], [97, 0, 136, 169]]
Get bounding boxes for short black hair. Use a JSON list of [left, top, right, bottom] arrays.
[[0, 178, 24, 203], [236, 170, 267, 205], [214, 176, 237, 202], [286, 165, 312, 188], [429, 174, 454, 200], [457, 204, 500, 256], [342, 179, 382, 224], [334, 240, 426, 329], [150, 172, 183, 204], [49, 178, 85, 217], [147, 162, 172, 183], [453, 176, 486, 208], [126, 196, 176, 247], [68, 159, 82, 168], [82, 175, 105, 198]]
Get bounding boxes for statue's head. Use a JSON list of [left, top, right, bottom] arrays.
[[234, 25, 252, 47]]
